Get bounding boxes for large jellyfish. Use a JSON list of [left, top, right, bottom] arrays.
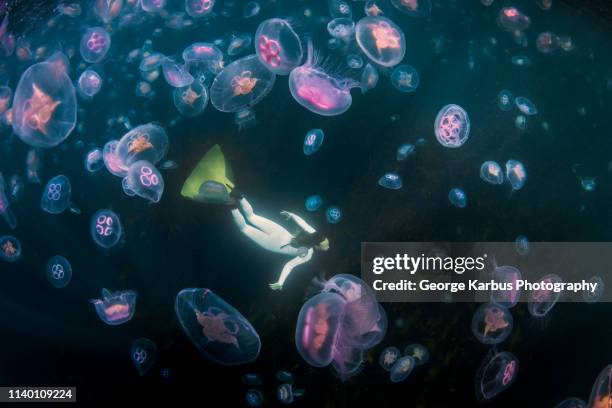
[[40, 175, 80, 214], [255, 18, 304, 75], [210, 54, 276, 113], [79, 27, 111, 63], [390, 0, 431, 18], [12, 60, 77, 148], [175, 288, 261, 365], [587, 365, 612, 408], [115, 123, 168, 167], [355, 16, 405, 68], [475, 350, 519, 402], [0, 172, 17, 229], [123, 161, 164, 203], [90, 288, 137, 325]]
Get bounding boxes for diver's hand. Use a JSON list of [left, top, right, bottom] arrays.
[[280, 210, 292, 220], [269, 282, 283, 290]]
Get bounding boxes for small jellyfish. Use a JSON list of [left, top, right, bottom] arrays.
[[391, 64, 420, 93], [140, 52, 164, 72], [559, 36, 574, 52], [355, 16, 405, 68], [514, 115, 527, 130], [210, 54, 276, 112], [403, 344, 429, 365], [0, 173, 17, 229], [131, 338, 158, 376], [582, 276, 605, 304], [325, 206, 342, 224], [90, 288, 137, 325], [364, 0, 386, 16], [515, 235, 530, 256], [94, 0, 123, 23], [555, 398, 586, 408], [124, 161, 165, 203], [378, 173, 402, 190], [276, 370, 294, 383], [173, 81, 208, 117], [183, 43, 224, 74], [448, 188, 467, 208], [234, 108, 257, 131], [40, 175, 80, 214], [0, 235, 21, 263], [46, 255, 72, 288], [497, 90, 513, 111], [185, 0, 214, 18], [496, 7, 531, 32], [77, 69, 103, 99], [475, 350, 519, 402], [490, 265, 522, 308], [587, 365, 612, 408], [79, 27, 111, 63], [303, 128, 324, 155], [116, 123, 169, 167], [255, 18, 304, 75], [8, 174, 24, 203], [346, 54, 363, 69], [396, 144, 415, 161], [26, 148, 42, 183], [141, 0, 166, 13], [580, 176, 597, 191], [245, 389, 263, 407], [327, 18, 356, 40], [378, 346, 401, 371], [536, 31, 560, 54], [528, 274, 563, 318], [390, 356, 415, 383], [243, 2, 260, 19], [434, 104, 470, 148], [480, 161, 504, 185], [56, 3, 82, 17], [305, 195, 322, 212], [511, 55, 531, 67], [84, 147, 104, 173], [227, 33, 252, 57], [329, 0, 352, 18], [162, 57, 194, 88], [242, 373, 262, 386], [90, 209, 123, 252], [471, 303, 513, 344], [514, 97, 538, 115], [505, 160, 527, 191], [135, 81, 155, 99], [277, 383, 304, 404], [390, 0, 432, 18]]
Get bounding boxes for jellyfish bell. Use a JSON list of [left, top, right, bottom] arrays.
[[77, 69, 103, 99], [80, 27, 111, 63], [490, 265, 522, 308], [434, 104, 470, 148], [182, 42, 224, 74], [103, 140, 128, 177], [84, 147, 104, 173], [90, 209, 124, 253], [528, 274, 563, 318], [40, 175, 80, 214], [0, 235, 21, 263], [124, 161, 165, 203], [46, 255, 72, 288], [327, 18, 355, 40], [403, 343, 429, 365], [162, 57, 194, 88], [185, 0, 215, 18], [254, 18, 304, 75], [378, 173, 402, 190], [116, 123, 169, 167], [303, 128, 324, 155], [173, 81, 208, 117], [505, 160, 527, 191], [131, 338, 158, 376], [378, 346, 401, 371], [355, 16, 405, 68], [471, 303, 513, 344], [555, 398, 586, 408], [390, 0, 431, 18], [389, 356, 415, 383], [90, 288, 137, 325], [390, 64, 420, 93], [536, 31, 560, 54], [480, 161, 504, 185], [475, 350, 519, 402], [496, 7, 531, 32], [94, 0, 123, 23]]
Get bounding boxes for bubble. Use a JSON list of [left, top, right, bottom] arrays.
[[497, 90, 513, 111], [255, 18, 304, 75], [355, 16, 405, 67], [378, 346, 401, 371], [434, 104, 470, 148], [40, 175, 77, 214], [84, 147, 104, 173], [90, 209, 124, 252], [496, 7, 530, 32], [515, 235, 530, 256], [448, 188, 467, 208], [582, 276, 604, 304], [245, 389, 264, 407], [242, 2, 260, 19], [587, 365, 612, 408], [480, 161, 504, 185], [116, 123, 169, 167], [175, 288, 261, 365], [327, 18, 355, 40], [390, 356, 415, 383], [131, 338, 158, 376], [514, 97, 537, 115], [124, 161, 164, 203], [390, 64, 419, 93], [536, 31, 560, 54], [90, 288, 137, 325], [46, 255, 72, 288], [378, 173, 402, 190], [303, 128, 324, 155], [185, 0, 214, 18], [390, 0, 431, 17], [305, 195, 322, 212], [0, 235, 21, 263], [0, 173, 16, 229], [173, 81, 208, 117], [162, 57, 194, 88], [396, 144, 415, 161], [325, 206, 342, 224], [475, 350, 519, 402], [403, 343, 429, 365], [528, 274, 563, 317], [505, 160, 527, 191], [79, 27, 111, 63], [77, 69, 103, 99], [490, 265, 522, 308]]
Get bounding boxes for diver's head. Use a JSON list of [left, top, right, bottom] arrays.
[[316, 237, 330, 251], [292, 231, 330, 251]]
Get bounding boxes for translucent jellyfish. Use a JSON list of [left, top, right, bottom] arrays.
[[390, 0, 431, 18], [403, 343, 429, 365], [46, 255, 72, 288], [497, 90, 513, 111], [0, 86, 12, 114], [587, 365, 612, 408], [378, 173, 402, 190], [0, 173, 17, 229], [434, 104, 470, 148], [327, 18, 355, 40], [303, 129, 324, 155], [242, 373, 262, 386], [559, 36, 574, 52], [480, 161, 504, 185], [210, 54, 276, 113], [475, 350, 519, 402], [141, 0, 166, 13], [536, 32, 560, 54], [496, 7, 531, 32], [0, 235, 21, 263], [116, 123, 168, 167], [255, 19, 303, 75], [26, 148, 42, 183], [90, 288, 137, 325], [505, 160, 527, 191], [79, 27, 111, 63], [528, 274, 563, 317], [391, 64, 419, 93], [182, 43, 224, 74], [227, 33, 252, 57], [448, 188, 467, 208], [135, 81, 155, 99], [77, 69, 103, 99], [131, 338, 158, 376], [277, 383, 304, 404], [8, 174, 24, 203], [103, 140, 128, 177], [355, 16, 405, 67], [305, 195, 322, 212], [84, 147, 104, 173], [243, 2, 260, 19], [471, 303, 513, 344], [582, 276, 604, 304], [124, 161, 164, 203], [90, 209, 123, 251], [162, 58, 194, 88], [390, 356, 415, 383], [185, 0, 214, 18], [514, 115, 527, 130], [555, 398, 586, 408], [173, 81, 208, 117], [140, 52, 164, 72], [580, 177, 596, 192], [56, 2, 82, 17], [94, 0, 123, 23], [346, 54, 363, 69], [396, 144, 415, 161], [175, 288, 261, 365], [511, 55, 531, 67], [364, 0, 386, 16], [326, 206, 342, 224], [515, 97, 537, 116], [246, 389, 263, 407], [289, 42, 359, 116], [515, 235, 530, 256], [276, 370, 294, 383], [40, 175, 80, 214], [12, 61, 77, 148], [490, 265, 522, 308], [234, 108, 257, 131], [378, 346, 401, 371]]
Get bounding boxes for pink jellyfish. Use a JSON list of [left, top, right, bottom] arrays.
[[355, 16, 405, 67]]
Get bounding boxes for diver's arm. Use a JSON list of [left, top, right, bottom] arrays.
[[280, 211, 316, 233], [270, 248, 314, 290]]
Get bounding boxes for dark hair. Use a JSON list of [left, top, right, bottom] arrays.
[[290, 230, 326, 248]]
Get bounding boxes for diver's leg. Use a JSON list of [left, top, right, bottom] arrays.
[[238, 198, 288, 236], [232, 208, 272, 247]]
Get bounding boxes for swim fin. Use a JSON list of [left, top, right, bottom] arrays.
[[181, 144, 236, 204]]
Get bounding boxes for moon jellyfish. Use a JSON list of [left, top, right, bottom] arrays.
[[175, 288, 261, 365], [183, 43, 224, 74], [505, 160, 527, 191], [135, 81, 155, 99], [26, 148, 42, 183], [185, 0, 214, 18], [475, 350, 519, 402], [243, 2, 260, 19], [303, 128, 324, 155], [403, 343, 429, 365], [103, 140, 128, 177], [141, 0, 166, 13], [536, 31, 560, 54], [391, 64, 419, 93], [12, 61, 77, 148], [234, 108, 257, 131], [448, 188, 467, 208], [364, 0, 386, 16], [90, 288, 137, 325], [173, 81, 208, 117], [390, 0, 431, 18], [360, 63, 379, 94], [116, 123, 168, 167], [41, 175, 79, 214], [210, 54, 276, 112], [8, 174, 24, 203], [390, 356, 415, 383], [90, 209, 123, 252], [140, 52, 164, 72], [472, 303, 513, 345], [325, 206, 342, 224], [124, 161, 164, 203], [80, 27, 111, 63], [378, 173, 402, 190], [515, 235, 530, 256], [346, 54, 363, 69], [84, 147, 104, 173], [582, 276, 604, 304], [305, 195, 322, 212], [496, 7, 531, 32], [580, 177, 596, 192], [255, 19, 303, 75], [378, 346, 401, 371], [329, 0, 352, 18], [355, 16, 405, 67], [587, 365, 612, 408], [77, 69, 103, 99], [277, 383, 304, 404], [162, 58, 194, 88], [490, 265, 522, 308], [497, 89, 513, 111], [94, 0, 123, 23], [227, 33, 252, 57], [434, 104, 470, 148], [480, 161, 504, 185], [131, 338, 158, 376], [0, 173, 17, 229], [242, 373, 262, 386], [555, 398, 586, 408], [327, 18, 355, 40], [46, 255, 72, 288], [528, 274, 563, 317], [515, 97, 538, 115], [0, 235, 21, 263], [276, 370, 294, 383], [396, 143, 415, 161], [245, 389, 263, 407]]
